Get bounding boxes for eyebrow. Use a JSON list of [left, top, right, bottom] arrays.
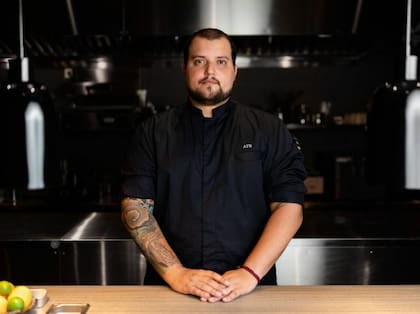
[[191, 55, 230, 60]]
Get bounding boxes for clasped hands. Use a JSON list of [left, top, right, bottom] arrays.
[[165, 265, 259, 303]]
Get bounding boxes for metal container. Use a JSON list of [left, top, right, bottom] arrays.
[[366, 81, 420, 200], [0, 80, 58, 191], [46, 303, 90, 314]]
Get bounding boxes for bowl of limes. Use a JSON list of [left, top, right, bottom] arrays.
[[0, 281, 34, 314]]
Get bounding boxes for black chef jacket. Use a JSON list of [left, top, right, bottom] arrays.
[[121, 100, 306, 285]]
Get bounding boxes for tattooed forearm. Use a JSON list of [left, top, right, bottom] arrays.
[[121, 197, 180, 273], [148, 236, 179, 269], [122, 198, 154, 230]]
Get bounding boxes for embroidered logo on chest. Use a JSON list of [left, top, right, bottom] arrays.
[[242, 143, 253, 150]]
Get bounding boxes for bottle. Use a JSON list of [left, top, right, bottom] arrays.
[[320, 101, 332, 126], [297, 103, 309, 125]]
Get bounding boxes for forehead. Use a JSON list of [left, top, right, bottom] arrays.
[[188, 36, 232, 58]]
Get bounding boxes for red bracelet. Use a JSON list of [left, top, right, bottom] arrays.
[[239, 265, 261, 283]]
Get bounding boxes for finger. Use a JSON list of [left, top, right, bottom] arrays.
[[206, 295, 223, 303], [195, 272, 231, 296], [184, 270, 231, 300], [190, 280, 228, 300], [194, 281, 225, 299], [191, 287, 211, 300], [222, 289, 241, 303], [199, 293, 223, 303], [206, 271, 231, 287]]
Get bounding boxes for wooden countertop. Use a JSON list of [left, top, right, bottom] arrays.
[[31, 285, 420, 313]]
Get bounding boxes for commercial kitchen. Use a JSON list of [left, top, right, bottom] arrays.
[[0, 0, 420, 313]]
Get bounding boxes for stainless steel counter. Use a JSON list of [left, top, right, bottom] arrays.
[[1, 206, 420, 286], [0, 211, 128, 241], [2, 203, 420, 240]]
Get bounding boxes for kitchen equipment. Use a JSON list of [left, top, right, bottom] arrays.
[[47, 303, 89, 314], [366, 0, 420, 199], [0, 0, 57, 194], [31, 288, 49, 308]]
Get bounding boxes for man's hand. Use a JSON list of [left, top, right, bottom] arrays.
[[121, 198, 231, 302], [165, 264, 232, 303], [219, 268, 258, 302]]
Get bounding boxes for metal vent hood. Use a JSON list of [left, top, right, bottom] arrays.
[[0, 0, 413, 65], [0, 0, 364, 37], [135, 0, 362, 36]]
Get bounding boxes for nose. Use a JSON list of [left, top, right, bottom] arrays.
[[204, 61, 215, 76]]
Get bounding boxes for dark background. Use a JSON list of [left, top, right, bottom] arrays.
[[0, 0, 419, 209]]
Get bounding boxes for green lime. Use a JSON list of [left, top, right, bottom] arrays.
[[7, 296, 24, 312], [0, 280, 14, 297], [8, 286, 33, 312]]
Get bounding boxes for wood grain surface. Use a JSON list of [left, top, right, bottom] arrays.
[[31, 285, 420, 313]]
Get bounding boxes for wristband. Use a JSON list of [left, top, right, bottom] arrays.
[[239, 265, 260, 283]]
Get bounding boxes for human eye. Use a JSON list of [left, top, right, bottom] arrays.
[[193, 58, 206, 66], [217, 59, 228, 65]]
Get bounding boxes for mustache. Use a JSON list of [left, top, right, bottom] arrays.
[[199, 77, 220, 84]]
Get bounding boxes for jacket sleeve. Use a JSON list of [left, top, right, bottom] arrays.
[[265, 119, 307, 204], [121, 119, 156, 200]]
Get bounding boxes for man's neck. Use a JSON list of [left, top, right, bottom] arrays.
[[190, 98, 229, 118]]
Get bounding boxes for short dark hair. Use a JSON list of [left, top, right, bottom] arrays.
[[183, 28, 237, 66]]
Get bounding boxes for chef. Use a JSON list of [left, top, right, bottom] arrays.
[[121, 28, 306, 302]]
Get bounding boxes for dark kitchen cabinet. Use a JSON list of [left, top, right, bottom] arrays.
[[0, 241, 60, 284], [59, 241, 145, 285], [0, 240, 145, 285]]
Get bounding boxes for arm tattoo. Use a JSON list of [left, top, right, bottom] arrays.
[[121, 197, 180, 272], [123, 198, 154, 230]]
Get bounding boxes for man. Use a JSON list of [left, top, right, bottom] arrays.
[[121, 28, 306, 303]]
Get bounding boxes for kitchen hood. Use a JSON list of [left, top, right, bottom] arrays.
[[1, 0, 364, 37], [0, 0, 415, 67]]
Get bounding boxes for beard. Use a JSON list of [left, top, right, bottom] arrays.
[[188, 78, 232, 106]]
